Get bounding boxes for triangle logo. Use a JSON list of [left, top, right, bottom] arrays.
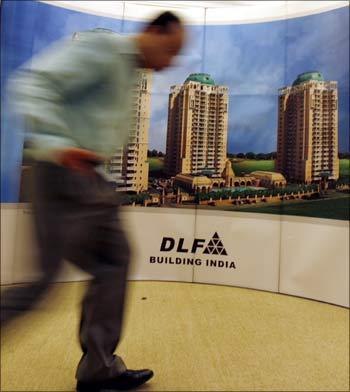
[[203, 233, 228, 255]]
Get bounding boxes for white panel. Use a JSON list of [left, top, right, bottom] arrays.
[[279, 217, 349, 307], [206, 1, 348, 24], [206, 2, 287, 25], [121, 207, 196, 282], [56, 262, 90, 282], [11, 206, 196, 285], [5, 204, 349, 308], [12, 208, 41, 283], [192, 210, 281, 292], [12, 206, 90, 284], [40, 1, 125, 20], [39, 1, 349, 24], [123, 2, 205, 25], [0, 205, 18, 284]]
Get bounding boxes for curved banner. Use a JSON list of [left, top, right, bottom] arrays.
[[0, 1, 349, 307]]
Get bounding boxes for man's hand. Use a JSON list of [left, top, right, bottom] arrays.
[[55, 148, 103, 175]]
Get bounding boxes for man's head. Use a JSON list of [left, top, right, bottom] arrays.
[[136, 11, 185, 71]]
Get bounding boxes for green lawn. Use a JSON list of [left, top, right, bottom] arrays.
[[148, 157, 164, 173], [148, 157, 350, 177], [232, 159, 349, 178], [148, 158, 276, 175], [148, 158, 349, 178], [231, 160, 275, 176], [213, 194, 349, 221], [340, 159, 350, 178], [147, 156, 349, 220]]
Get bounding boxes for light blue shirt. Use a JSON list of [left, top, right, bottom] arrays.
[[9, 29, 140, 160]]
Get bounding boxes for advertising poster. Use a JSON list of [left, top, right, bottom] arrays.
[[1, 1, 349, 305], [1, 1, 349, 220]]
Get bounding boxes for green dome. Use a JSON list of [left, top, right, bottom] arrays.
[[185, 73, 215, 86], [292, 71, 324, 86]]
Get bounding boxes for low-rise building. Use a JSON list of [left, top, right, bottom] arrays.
[[250, 171, 287, 188]]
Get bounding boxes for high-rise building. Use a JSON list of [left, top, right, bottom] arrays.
[[108, 69, 152, 192], [165, 73, 229, 177], [277, 71, 339, 183]]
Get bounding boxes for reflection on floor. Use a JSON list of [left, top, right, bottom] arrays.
[[1, 281, 349, 391]]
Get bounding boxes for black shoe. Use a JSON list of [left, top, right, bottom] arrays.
[[76, 369, 154, 391]]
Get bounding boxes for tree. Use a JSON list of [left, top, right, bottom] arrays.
[[237, 153, 246, 159], [246, 152, 256, 160], [196, 192, 210, 202], [255, 153, 263, 160]]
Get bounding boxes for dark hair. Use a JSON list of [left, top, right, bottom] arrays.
[[148, 11, 182, 32]]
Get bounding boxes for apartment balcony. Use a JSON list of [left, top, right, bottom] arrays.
[[110, 160, 123, 166], [123, 181, 135, 187], [111, 152, 124, 159], [115, 180, 127, 187], [109, 170, 122, 175]]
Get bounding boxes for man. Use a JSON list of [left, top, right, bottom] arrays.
[[1, 11, 185, 392]]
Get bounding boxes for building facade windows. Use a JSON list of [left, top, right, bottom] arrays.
[[107, 69, 152, 193], [277, 72, 339, 183], [165, 74, 229, 177]]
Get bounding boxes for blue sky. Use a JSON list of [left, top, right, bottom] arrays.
[[122, 7, 349, 154], [1, 1, 349, 201]]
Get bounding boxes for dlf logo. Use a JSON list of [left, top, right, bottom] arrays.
[[160, 232, 228, 256]]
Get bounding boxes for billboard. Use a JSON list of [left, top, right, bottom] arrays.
[[1, 1, 349, 221]]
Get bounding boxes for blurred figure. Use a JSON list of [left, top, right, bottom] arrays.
[[1, 11, 185, 392]]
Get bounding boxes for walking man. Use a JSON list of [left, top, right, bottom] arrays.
[[1, 11, 185, 392]]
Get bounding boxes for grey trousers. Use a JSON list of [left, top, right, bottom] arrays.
[[1, 162, 130, 382]]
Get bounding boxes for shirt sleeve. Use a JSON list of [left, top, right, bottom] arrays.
[[7, 32, 117, 153]]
